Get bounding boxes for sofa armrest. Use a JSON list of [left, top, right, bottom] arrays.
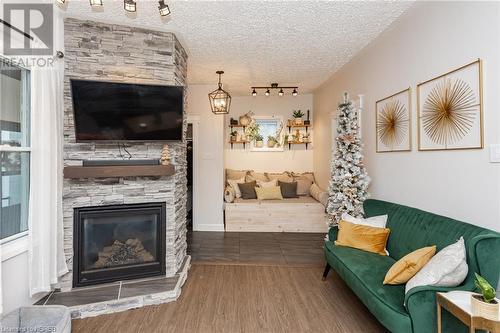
[[405, 283, 475, 333], [328, 226, 339, 242]]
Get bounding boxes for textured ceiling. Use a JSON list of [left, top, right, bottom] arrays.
[[62, 1, 414, 95]]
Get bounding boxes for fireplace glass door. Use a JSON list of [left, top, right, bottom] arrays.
[[73, 203, 166, 287]]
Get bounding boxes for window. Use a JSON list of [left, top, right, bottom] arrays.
[[0, 63, 30, 241], [250, 116, 285, 152]]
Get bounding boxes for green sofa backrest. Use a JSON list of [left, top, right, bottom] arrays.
[[363, 199, 500, 286]]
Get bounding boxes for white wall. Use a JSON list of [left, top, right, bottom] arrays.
[[225, 94, 314, 172], [1, 251, 36, 313], [186, 85, 225, 231], [313, 1, 500, 231]]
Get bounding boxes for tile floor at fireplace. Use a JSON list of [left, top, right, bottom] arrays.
[[37, 275, 179, 307]]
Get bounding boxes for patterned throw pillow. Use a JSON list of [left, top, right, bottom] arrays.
[[224, 186, 235, 203]]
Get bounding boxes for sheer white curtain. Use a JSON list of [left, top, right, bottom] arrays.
[[28, 61, 68, 295], [28, 9, 68, 296]]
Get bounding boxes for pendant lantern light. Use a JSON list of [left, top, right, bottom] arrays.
[[208, 71, 231, 115]]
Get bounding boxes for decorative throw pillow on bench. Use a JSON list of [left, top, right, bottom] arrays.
[[257, 179, 277, 188], [278, 180, 298, 198], [255, 186, 283, 200], [292, 172, 315, 196], [335, 219, 390, 256], [238, 181, 257, 199], [227, 177, 245, 198]]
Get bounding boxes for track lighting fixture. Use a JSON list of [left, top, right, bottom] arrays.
[[124, 0, 136, 12], [208, 71, 232, 115], [58, 0, 171, 16], [251, 83, 299, 97], [90, 0, 103, 7], [158, 0, 170, 16]]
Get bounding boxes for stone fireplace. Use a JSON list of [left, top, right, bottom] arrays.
[[73, 203, 166, 287], [59, 17, 189, 301]]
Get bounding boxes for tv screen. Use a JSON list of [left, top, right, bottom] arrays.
[[70, 80, 184, 142]]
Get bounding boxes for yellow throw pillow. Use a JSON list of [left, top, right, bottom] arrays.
[[335, 220, 390, 256], [383, 245, 436, 285], [255, 186, 283, 200]]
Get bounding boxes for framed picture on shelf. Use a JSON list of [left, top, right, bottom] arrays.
[[375, 87, 411, 152], [417, 59, 483, 151]]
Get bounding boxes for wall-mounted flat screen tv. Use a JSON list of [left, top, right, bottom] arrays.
[[70, 79, 184, 142]]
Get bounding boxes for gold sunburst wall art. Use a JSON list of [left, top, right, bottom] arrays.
[[376, 88, 411, 152], [417, 59, 483, 151]]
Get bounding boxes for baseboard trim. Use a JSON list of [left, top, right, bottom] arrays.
[[193, 224, 225, 232]]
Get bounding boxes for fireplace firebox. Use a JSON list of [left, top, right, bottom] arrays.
[[73, 203, 166, 287]]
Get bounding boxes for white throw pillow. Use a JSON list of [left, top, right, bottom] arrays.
[[341, 212, 388, 228], [227, 177, 245, 198], [405, 237, 468, 294], [257, 179, 277, 188]]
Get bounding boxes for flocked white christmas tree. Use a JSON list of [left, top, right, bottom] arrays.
[[326, 93, 370, 226]]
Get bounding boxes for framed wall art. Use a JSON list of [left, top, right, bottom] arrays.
[[375, 87, 411, 152], [417, 59, 483, 151]]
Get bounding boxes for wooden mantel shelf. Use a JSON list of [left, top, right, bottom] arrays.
[[63, 164, 175, 179]]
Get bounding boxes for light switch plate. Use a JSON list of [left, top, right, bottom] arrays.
[[490, 144, 500, 163]]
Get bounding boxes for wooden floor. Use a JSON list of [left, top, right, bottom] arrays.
[[72, 232, 386, 333]]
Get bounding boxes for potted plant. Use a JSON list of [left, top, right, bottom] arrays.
[[293, 110, 305, 125], [254, 134, 264, 148], [267, 135, 277, 148], [471, 272, 499, 319], [230, 130, 238, 142]]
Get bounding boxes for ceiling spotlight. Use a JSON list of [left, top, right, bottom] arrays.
[[158, 0, 170, 16], [90, 0, 103, 7], [124, 0, 136, 12], [265, 89, 270, 97], [56, 0, 65, 4], [292, 88, 298, 96], [252, 89, 257, 97], [278, 88, 284, 97]]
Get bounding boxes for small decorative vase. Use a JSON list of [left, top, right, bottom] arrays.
[[240, 133, 247, 141], [267, 140, 276, 148], [230, 135, 237, 142], [471, 294, 499, 319], [287, 119, 294, 127], [239, 114, 252, 126], [255, 140, 264, 148], [294, 118, 303, 126]]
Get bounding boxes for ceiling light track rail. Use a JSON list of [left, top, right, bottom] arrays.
[[251, 83, 298, 97]]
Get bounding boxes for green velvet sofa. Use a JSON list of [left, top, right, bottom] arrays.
[[323, 199, 500, 333]]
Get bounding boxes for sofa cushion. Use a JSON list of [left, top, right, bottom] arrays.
[[292, 172, 315, 196], [233, 196, 320, 204], [255, 186, 283, 200], [246, 171, 269, 182], [266, 172, 293, 182], [226, 169, 250, 180], [324, 241, 412, 333]]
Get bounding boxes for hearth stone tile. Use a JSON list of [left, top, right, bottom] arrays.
[[45, 284, 120, 307], [120, 276, 178, 298]]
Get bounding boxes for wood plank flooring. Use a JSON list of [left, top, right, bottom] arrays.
[[72, 232, 386, 332], [187, 231, 326, 266]]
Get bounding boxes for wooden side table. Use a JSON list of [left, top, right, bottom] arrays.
[[437, 291, 500, 333]]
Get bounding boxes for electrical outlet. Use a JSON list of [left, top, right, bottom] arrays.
[[490, 144, 500, 163]]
